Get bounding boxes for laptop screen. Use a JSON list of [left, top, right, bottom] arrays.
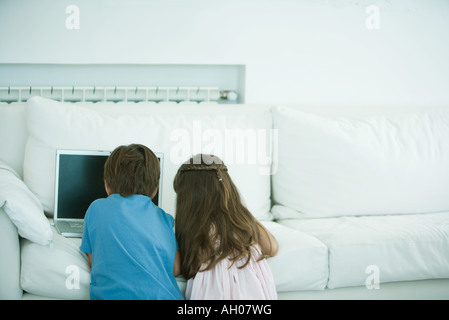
[[54, 150, 162, 220]]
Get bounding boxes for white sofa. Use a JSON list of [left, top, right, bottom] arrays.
[[1, 97, 449, 300]]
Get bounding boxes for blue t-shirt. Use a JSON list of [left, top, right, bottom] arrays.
[[80, 193, 184, 300]]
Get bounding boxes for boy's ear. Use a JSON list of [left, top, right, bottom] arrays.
[[150, 186, 159, 200], [104, 180, 112, 196]]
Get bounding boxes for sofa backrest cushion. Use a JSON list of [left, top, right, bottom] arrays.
[[24, 97, 274, 221], [272, 105, 449, 219]]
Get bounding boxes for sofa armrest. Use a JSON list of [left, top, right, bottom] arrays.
[[0, 207, 23, 299]]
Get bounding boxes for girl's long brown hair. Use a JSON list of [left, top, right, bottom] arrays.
[[174, 154, 269, 280]]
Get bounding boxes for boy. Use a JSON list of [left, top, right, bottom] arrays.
[[80, 144, 183, 300]]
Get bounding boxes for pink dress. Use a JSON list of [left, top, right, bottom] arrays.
[[185, 245, 277, 300]]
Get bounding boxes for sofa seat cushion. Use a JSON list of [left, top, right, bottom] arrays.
[[261, 221, 328, 291], [277, 211, 449, 289], [20, 221, 329, 299], [20, 222, 188, 299], [21, 224, 90, 299]]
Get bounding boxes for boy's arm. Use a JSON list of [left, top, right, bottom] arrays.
[[80, 207, 93, 268], [87, 253, 92, 268], [173, 250, 181, 277]]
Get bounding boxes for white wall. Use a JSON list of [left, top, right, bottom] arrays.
[[1, 0, 448, 106]]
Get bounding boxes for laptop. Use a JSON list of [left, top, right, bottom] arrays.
[[53, 149, 164, 237]]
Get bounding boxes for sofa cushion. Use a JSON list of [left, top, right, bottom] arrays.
[[24, 97, 274, 221], [0, 159, 52, 246], [262, 221, 329, 291], [21, 226, 90, 299], [272, 106, 449, 219], [20, 221, 327, 299], [278, 211, 449, 289]]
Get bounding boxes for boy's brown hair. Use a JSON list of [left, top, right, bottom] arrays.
[[104, 144, 160, 198]]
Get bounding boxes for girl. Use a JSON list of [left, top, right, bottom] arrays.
[[174, 154, 278, 300]]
